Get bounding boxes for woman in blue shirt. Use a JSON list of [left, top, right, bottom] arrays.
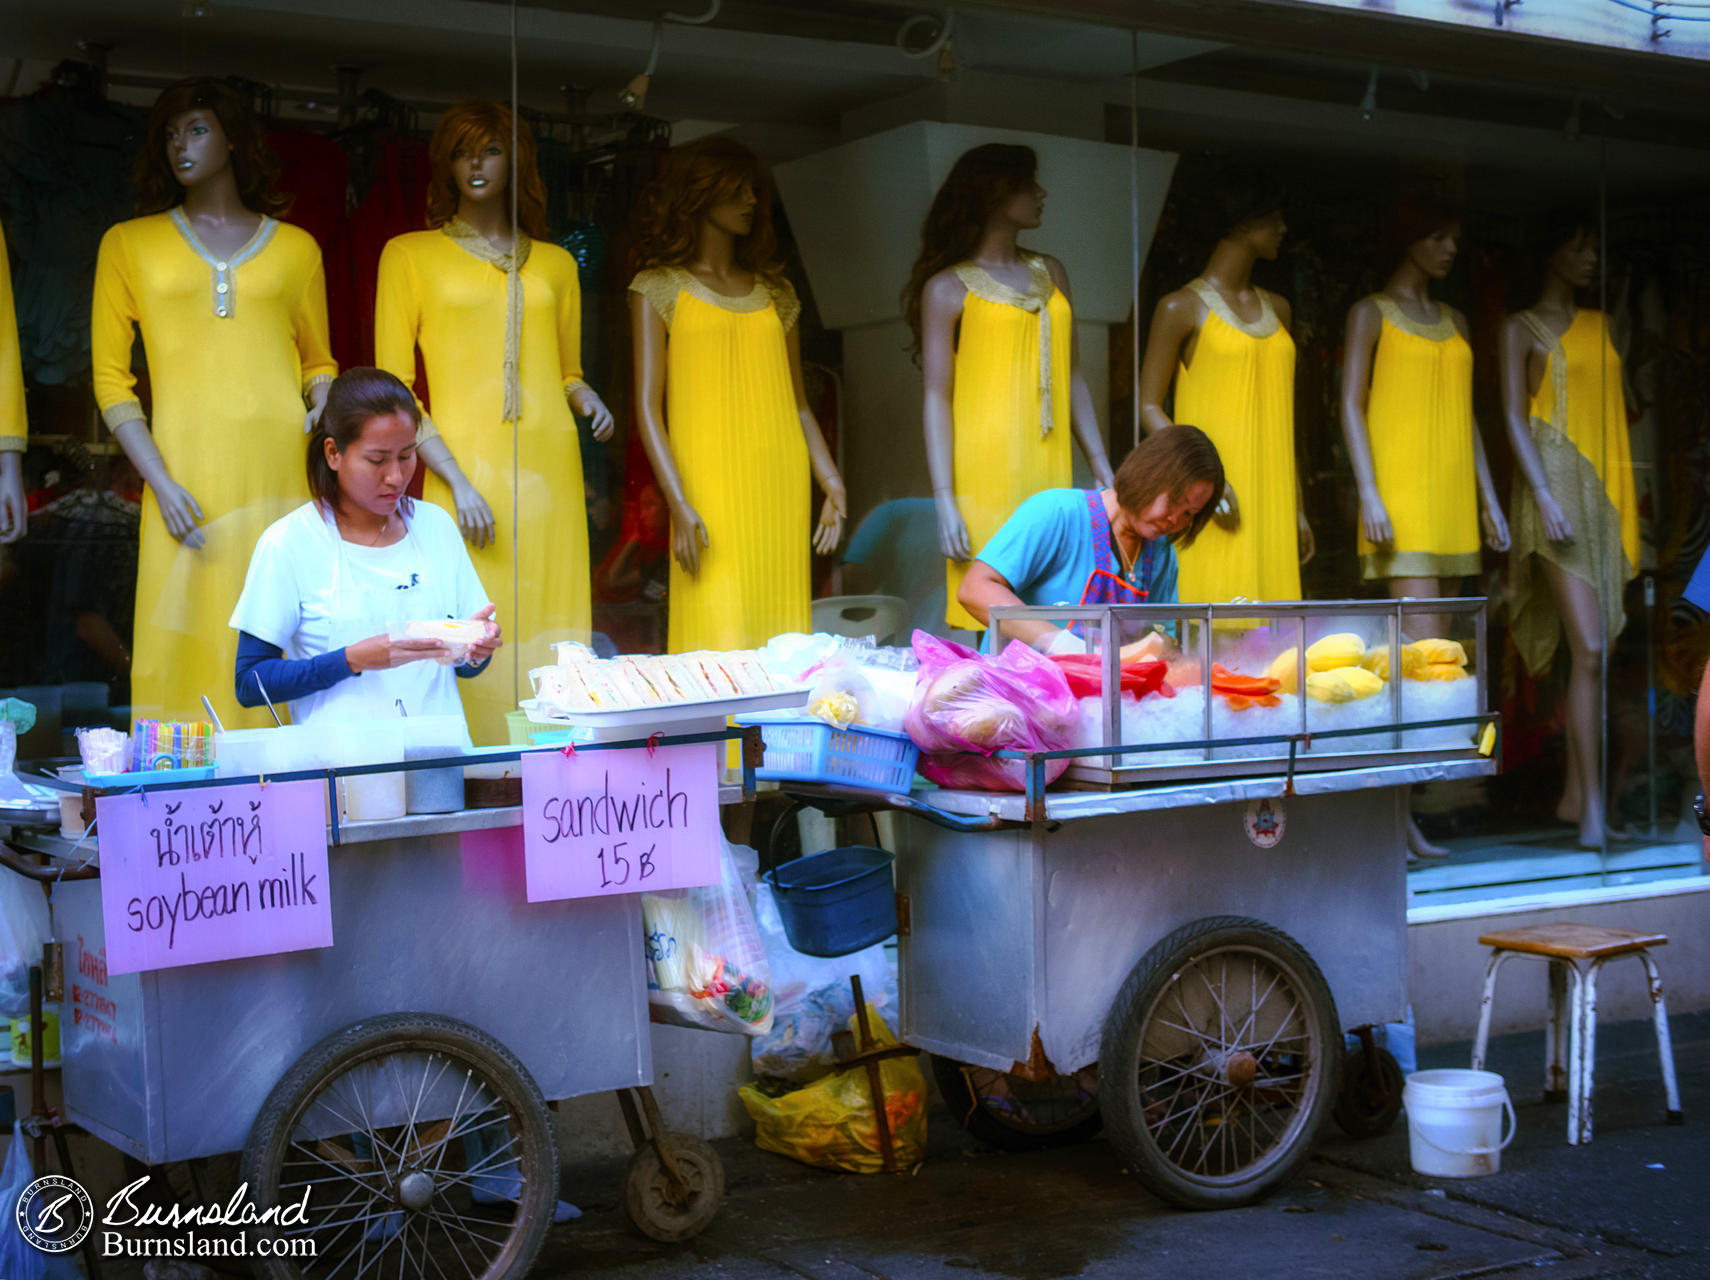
[[957, 424, 1223, 650]]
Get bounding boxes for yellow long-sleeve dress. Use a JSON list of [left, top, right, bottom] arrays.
[[944, 253, 1072, 630], [1173, 279, 1299, 604], [1509, 309, 1638, 676], [92, 211, 336, 727], [1358, 296, 1481, 580], [628, 266, 809, 653], [375, 226, 593, 745], [1, 221, 26, 455]]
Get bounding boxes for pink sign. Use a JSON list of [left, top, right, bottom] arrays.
[[521, 742, 721, 902], [95, 779, 333, 975]]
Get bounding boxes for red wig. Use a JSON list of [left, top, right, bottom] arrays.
[[134, 77, 289, 218], [426, 101, 549, 241], [629, 138, 783, 284]]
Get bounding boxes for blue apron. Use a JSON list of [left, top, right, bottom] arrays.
[[1080, 489, 1153, 607]]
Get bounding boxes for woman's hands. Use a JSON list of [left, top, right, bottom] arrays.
[[345, 634, 450, 673], [462, 603, 503, 667], [570, 385, 616, 442]]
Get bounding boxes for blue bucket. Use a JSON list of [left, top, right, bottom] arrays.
[[764, 846, 897, 958]]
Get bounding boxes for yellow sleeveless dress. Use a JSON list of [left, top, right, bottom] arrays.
[[0, 221, 24, 453], [375, 227, 592, 744], [92, 212, 337, 727], [1358, 295, 1480, 580], [629, 267, 810, 653], [944, 253, 1072, 630], [1509, 309, 1638, 676], [1173, 279, 1299, 603]]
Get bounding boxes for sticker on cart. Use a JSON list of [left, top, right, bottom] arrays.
[[521, 741, 721, 901], [1244, 797, 1286, 849], [94, 778, 333, 975]]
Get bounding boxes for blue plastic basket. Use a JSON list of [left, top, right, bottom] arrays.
[[738, 716, 919, 793], [764, 846, 897, 957]]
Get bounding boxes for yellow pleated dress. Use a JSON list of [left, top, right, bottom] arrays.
[[1172, 280, 1300, 604], [944, 254, 1072, 630], [1509, 309, 1638, 676], [92, 212, 336, 727], [0, 220, 25, 453], [375, 228, 593, 744], [1358, 296, 1481, 580], [629, 267, 810, 653]]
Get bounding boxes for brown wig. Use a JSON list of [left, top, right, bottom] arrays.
[[629, 137, 783, 283], [134, 77, 289, 217], [901, 143, 1037, 358], [308, 368, 420, 511], [425, 101, 549, 241], [1113, 424, 1225, 548], [1378, 187, 1462, 270]]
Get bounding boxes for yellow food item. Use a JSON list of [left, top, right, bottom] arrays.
[[1413, 662, 1469, 683], [1359, 645, 1423, 682], [1267, 647, 1301, 694], [1305, 667, 1385, 703], [1478, 722, 1497, 757], [1306, 633, 1367, 671], [1405, 638, 1468, 667]]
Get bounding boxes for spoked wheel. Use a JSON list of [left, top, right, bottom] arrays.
[[1333, 1043, 1404, 1139], [622, 1132, 724, 1243], [242, 1013, 559, 1280], [1100, 916, 1341, 1209], [930, 1055, 1102, 1151]]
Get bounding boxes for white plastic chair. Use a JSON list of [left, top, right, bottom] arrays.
[[811, 595, 908, 646]]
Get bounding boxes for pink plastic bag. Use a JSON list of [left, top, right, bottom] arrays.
[[904, 632, 1079, 792]]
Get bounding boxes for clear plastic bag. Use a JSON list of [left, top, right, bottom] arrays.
[[904, 632, 1079, 792], [642, 838, 774, 1036], [0, 877, 51, 1020], [0, 1121, 84, 1279]]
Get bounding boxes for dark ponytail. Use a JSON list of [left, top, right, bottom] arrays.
[[307, 367, 421, 508]]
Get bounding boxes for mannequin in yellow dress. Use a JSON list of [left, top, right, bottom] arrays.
[[93, 78, 336, 725], [377, 101, 612, 743], [1340, 195, 1510, 859], [1138, 178, 1313, 603], [902, 143, 1115, 631], [1501, 214, 1638, 849], [628, 138, 846, 653], [0, 219, 25, 543]]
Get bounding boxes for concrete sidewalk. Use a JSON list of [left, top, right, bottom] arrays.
[[539, 1012, 1709, 1279]]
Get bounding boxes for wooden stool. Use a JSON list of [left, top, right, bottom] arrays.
[[1472, 923, 1683, 1145]]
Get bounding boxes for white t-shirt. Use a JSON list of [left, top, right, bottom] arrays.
[[229, 501, 490, 726]]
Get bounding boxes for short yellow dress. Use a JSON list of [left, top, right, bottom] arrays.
[[92, 211, 336, 727], [1173, 279, 1299, 604], [0, 220, 24, 453], [1358, 295, 1480, 580], [376, 225, 592, 744], [1509, 309, 1638, 676], [629, 266, 810, 653], [945, 253, 1073, 630]]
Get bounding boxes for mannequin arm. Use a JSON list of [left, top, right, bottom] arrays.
[[0, 453, 23, 544], [629, 292, 706, 576], [556, 258, 614, 441], [1339, 299, 1391, 546], [1045, 257, 1114, 489], [921, 272, 970, 561], [111, 418, 206, 549], [1137, 292, 1197, 437], [1499, 316, 1573, 542], [416, 435, 496, 549], [1472, 421, 1510, 551], [786, 328, 846, 555]]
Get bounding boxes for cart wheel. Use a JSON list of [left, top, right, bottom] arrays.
[[1333, 1044, 1404, 1139], [930, 1055, 1102, 1151], [622, 1132, 723, 1243], [1099, 915, 1341, 1210], [241, 1012, 559, 1280]]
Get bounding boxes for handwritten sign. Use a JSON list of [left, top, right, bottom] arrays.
[[95, 779, 333, 975], [521, 742, 721, 902]]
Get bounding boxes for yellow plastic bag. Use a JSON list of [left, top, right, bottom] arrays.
[[738, 1006, 927, 1173]]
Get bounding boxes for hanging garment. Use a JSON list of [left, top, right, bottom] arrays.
[[0, 220, 25, 451]]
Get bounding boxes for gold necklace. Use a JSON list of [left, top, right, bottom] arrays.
[[338, 511, 393, 547]]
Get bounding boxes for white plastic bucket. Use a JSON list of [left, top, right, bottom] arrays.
[[1403, 1069, 1516, 1177]]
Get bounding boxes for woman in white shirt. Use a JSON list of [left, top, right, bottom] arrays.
[[229, 367, 502, 727]]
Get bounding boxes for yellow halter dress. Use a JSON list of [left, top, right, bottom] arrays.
[[1172, 279, 1300, 604], [91, 212, 337, 727], [1358, 295, 1481, 580], [0, 221, 24, 455], [1508, 309, 1639, 676], [629, 267, 810, 654], [944, 253, 1072, 631]]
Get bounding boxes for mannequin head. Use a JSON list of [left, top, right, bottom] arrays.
[[1209, 170, 1288, 260], [135, 77, 287, 216], [1537, 209, 1599, 292], [1112, 425, 1225, 547], [427, 101, 548, 239], [309, 368, 420, 520], [902, 144, 1042, 352], [631, 137, 782, 279], [1380, 191, 1462, 280]]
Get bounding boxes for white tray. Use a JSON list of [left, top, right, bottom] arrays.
[[520, 688, 809, 730]]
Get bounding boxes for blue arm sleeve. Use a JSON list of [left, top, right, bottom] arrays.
[[234, 632, 357, 708], [456, 654, 492, 679]]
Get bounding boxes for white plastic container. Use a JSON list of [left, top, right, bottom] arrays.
[[216, 725, 333, 821], [1403, 1069, 1516, 1177], [336, 721, 406, 822], [402, 714, 471, 814]]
